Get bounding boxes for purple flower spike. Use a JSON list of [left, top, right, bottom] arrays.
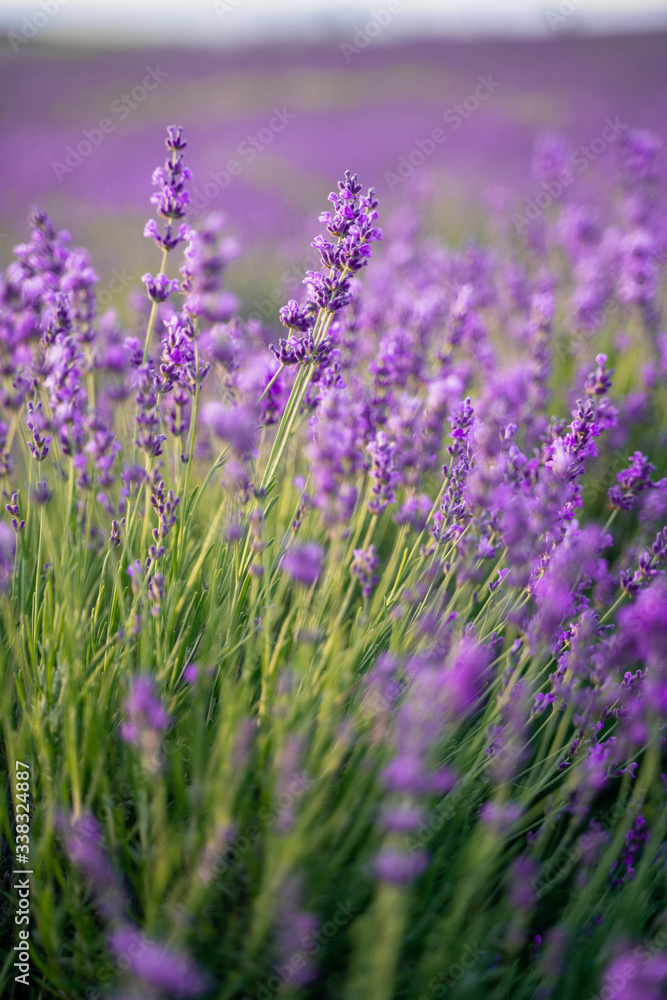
[[5, 492, 25, 534], [124, 676, 170, 731], [26, 401, 52, 462], [368, 431, 398, 516], [532, 131, 569, 185], [120, 676, 171, 773], [0, 523, 16, 592], [109, 924, 208, 997], [620, 527, 667, 595], [480, 801, 523, 828], [351, 545, 380, 597], [32, 480, 51, 505], [282, 543, 323, 586], [268, 171, 380, 384], [180, 215, 239, 323], [609, 814, 651, 889], [59, 812, 126, 920], [202, 401, 256, 456], [133, 365, 166, 457], [602, 948, 667, 1000], [608, 451, 656, 510], [143, 127, 191, 253], [584, 353, 614, 397], [375, 848, 428, 884]]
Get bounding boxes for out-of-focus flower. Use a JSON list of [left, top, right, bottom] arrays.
[[120, 676, 171, 773], [59, 811, 126, 920], [0, 522, 16, 592], [351, 545, 380, 598], [109, 924, 208, 997], [601, 946, 667, 1000], [201, 401, 256, 456], [375, 848, 428, 884], [282, 543, 323, 586]]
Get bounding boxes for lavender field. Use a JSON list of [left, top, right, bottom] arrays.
[[2, 33, 667, 299], [1, 26, 667, 1000]]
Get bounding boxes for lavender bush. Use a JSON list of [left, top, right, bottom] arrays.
[[1, 122, 667, 1000]]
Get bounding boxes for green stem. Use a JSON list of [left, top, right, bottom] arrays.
[[142, 246, 169, 365]]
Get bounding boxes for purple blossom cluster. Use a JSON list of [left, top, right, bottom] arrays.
[[269, 170, 381, 381], [120, 675, 171, 772], [143, 125, 191, 253]]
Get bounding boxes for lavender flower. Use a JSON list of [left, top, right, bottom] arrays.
[[620, 527, 667, 595], [151, 480, 180, 542], [159, 315, 209, 395], [201, 401, 256, 457], [274, 878, 318, 987], [180, 213, 239, 323], [109, 518, 123, 547], [31, 480, 51, 505], [351, 545, 380, 598], [367, 431, 398, 516], [609, 452, 657, 510], [108, 924, 208, 997], [5, 492, 25, 534], [142, 272, 180, 303], [375, 848, 428, 884], [143, 126, 191, 254], [433, 397, 474, 544], [133, 364, 166, 457], [26, 401, 52, 462], [610, 814, 651, 888], [619, 128, 662, 185], [59, 812, 126, 920], [120, 676, 171, 774], [0, 522, 16, 592], [278, 298, 313, 333], [584, 352, 614, 397], [269, 171, 381, 369], [601, 948, 667, 1000], [85, 412, 122, 488], [307, 387, 364, 528], [282, 543, 323, 586]]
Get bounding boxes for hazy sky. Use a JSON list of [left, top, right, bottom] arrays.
[[1, 0, 667, 45]]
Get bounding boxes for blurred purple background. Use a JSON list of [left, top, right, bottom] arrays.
[[2, 29, 666, 308]]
